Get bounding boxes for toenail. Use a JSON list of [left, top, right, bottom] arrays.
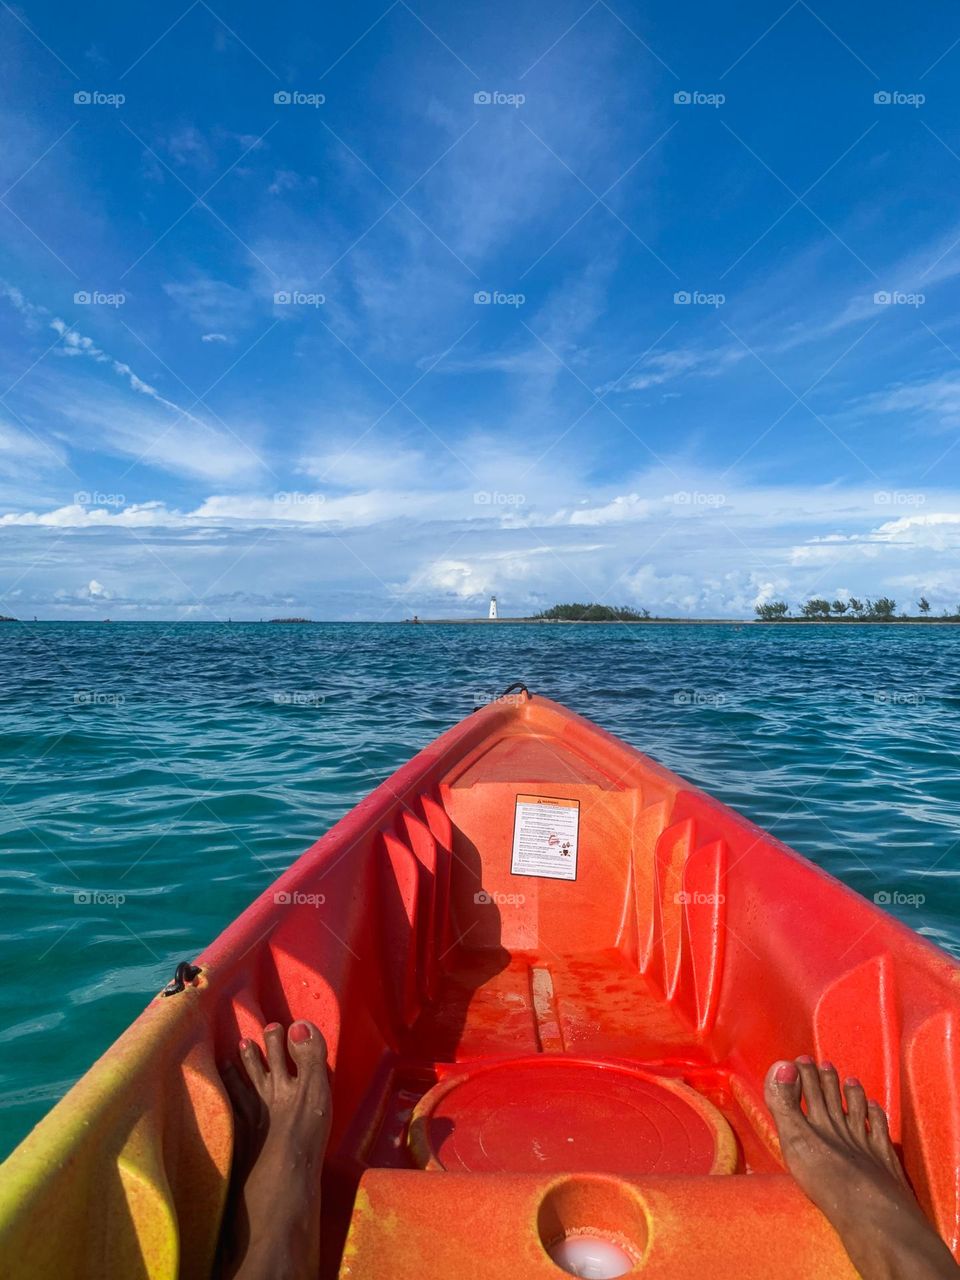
[[796, 1055, 814, 1064], [264, 1022, 281, 1033], [239, 1039, 250, 1052], [845, 1076, 860, 1087], [821, 1060, 836, 1071], [289, 1022, 312, 1044], [775, 1063, 799, 1083]]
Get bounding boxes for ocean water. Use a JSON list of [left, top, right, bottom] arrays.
[[1, 620, 959, 1160]]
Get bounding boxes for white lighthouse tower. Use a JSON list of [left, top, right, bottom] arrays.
[[488, 595, 498, 620]]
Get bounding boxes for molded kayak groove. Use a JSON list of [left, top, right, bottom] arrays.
[[1, 692, 958, 1278]]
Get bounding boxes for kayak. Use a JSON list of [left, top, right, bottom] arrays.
[[1, 688, 959, 1279]]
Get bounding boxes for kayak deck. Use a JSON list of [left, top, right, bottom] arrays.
[[2, 691, 959, 1279]]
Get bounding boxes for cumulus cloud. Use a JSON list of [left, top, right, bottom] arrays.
[[54, 578, 113, 601], [406, 544, 608, 602]]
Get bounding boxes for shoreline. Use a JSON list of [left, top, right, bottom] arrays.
[[412, 617, 960, 626], [5, 617, 960, 626]]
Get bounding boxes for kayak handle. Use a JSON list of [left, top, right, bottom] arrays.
[[162, 961, 201, 997], [500, 682, 530, 698], [472, 682, 531, 713]]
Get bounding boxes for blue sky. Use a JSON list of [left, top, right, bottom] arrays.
[[1, 0, 960, 618]]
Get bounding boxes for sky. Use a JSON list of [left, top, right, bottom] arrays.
[[1, 1, 960, 619]]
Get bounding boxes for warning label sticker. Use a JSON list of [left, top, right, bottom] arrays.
[[510, 793, 580, 881]]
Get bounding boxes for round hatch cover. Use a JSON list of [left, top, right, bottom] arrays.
[[408, 1056, 737, 1176]]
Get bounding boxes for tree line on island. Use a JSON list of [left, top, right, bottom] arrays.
[[534, 600, 960, 623], [755, 597, 959, 621], [535, 604, 653, 621]]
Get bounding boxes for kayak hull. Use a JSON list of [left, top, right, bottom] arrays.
[[2, 691, 959, 1278]]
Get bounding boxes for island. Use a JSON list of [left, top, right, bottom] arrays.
[[407, 595, 960, 624]]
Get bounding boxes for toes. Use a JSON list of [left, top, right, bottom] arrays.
[[239, 1037, 268, 1095], [765, 1059, 816, 1168], [818, 1061, 846, 1127], [764, 1059, 804, 1127], [794, 1055, 828, 1124], [263, 1022, 290, 1078], [866, 1100, 907, 1183], [866, 1099, 890, 1145], [843, 1077, 869, 1144], [287, 1020, 328, 1073]]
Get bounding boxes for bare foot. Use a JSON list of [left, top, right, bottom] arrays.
[[221, 1020, 332, 1280], [765, 1056, 959, 1279]]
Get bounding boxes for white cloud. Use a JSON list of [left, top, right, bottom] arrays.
[[163, 276, 254, 331], [49, 318, 213, 433], [0, 502, 183, 528], [568, 493, 651, 525], [0, 418, 66, 468], [406, 543, 608, 601], [52, 393, 265, 484], [54, 578, 113, 601], [855, 374, 960, 433], [598, 345, 746, 393], [873, 512, 960, 547], [165, 125, 214, 169], [267, 170, 317, 196], [299, 443, 438, 491]]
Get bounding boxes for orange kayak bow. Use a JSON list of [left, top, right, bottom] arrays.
[[1, 690, 958, 1278]]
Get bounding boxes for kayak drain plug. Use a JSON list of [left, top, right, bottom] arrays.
[[162, 962, 201, 997]]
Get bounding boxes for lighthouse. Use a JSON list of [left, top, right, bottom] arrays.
[[488, 595, 498, 620]]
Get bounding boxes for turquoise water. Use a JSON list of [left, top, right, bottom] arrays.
[[2, 621, 959, 1160]]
